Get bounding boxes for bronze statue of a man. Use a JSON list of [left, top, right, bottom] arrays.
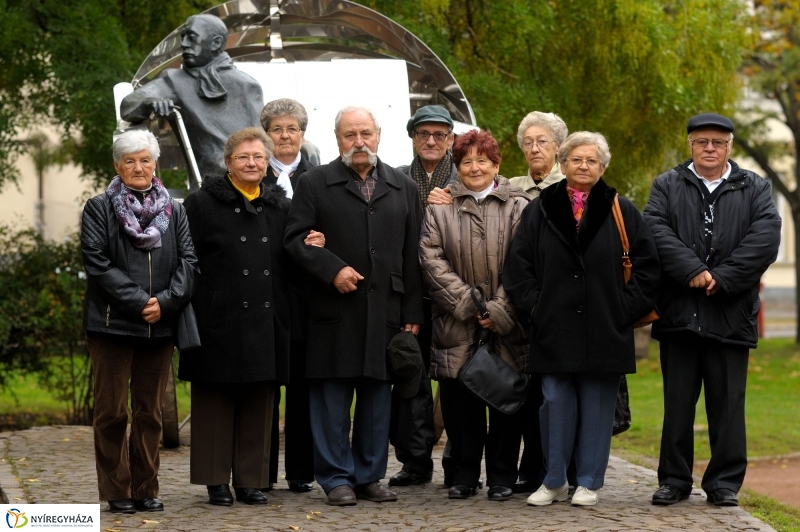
[[121, 14, 264, 180]]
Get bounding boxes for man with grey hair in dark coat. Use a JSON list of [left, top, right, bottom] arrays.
[[284, 106, 423, 506], [644, 112, 781, 508]]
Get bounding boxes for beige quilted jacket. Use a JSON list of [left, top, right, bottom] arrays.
[[419, 176, 530, 380]]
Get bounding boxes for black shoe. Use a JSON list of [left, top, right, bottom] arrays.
[[388, 468, 433, 487], [134, 498, 163, 512], [207, 484, 234, 507], [288, 480, 314, 493], [652, 484, 690, 506], [448, 485, 478, 499], [234, 487, 268, 505], [512, 480, 540, 494], [259, 483, 273, 493], [108, 498, 136, 514], [487, 486, 513, 501], [706, 488, 739, 507]]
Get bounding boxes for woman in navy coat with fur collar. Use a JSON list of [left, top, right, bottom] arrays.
[[504, 132, 660, 507]]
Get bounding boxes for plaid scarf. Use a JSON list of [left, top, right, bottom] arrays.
[[106, 176, 172, 250], [410, 151, 453, 209]]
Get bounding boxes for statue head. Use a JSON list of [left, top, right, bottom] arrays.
[[180, 14, 228, 68]]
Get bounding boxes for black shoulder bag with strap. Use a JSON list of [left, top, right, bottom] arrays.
[[457, 286, 529, 415]]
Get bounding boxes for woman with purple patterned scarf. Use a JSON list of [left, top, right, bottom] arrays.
[[80, 130, 198, 515]]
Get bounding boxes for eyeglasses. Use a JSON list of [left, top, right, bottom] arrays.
[[567, 157, 601, 168], [230, 154, 266, 164], [269, 126, 302, 136], [414, 130, 450, 142], [523, 139, 554, 151], [689, 138, 730, 149]]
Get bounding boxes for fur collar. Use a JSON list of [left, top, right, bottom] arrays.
[[201, 174, 289, 210], [539, 178, 616, 251]]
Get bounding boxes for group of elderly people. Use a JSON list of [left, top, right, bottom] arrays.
[[81, 97, 776, 513]]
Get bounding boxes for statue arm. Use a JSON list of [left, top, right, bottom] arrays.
[[120, 78, 176, 122]]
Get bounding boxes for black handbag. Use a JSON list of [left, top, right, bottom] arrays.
[[175, 302, 201, 351], [612, 375, 632, 436], [457, 286, 529, 415]]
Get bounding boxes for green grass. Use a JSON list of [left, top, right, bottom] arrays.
[[612, 337, 800, 461], [741, 489, 800, 532], [611, 337, 800, 532]]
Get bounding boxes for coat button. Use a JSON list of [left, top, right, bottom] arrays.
[[369, 286, 375, 292], [371, 247, 376, 254], [265, 301, 270, 308], [235, 207, 241, 213], [264, 270, 269, 276], [369, 208, 376, 214], [243, 302, 248, 308], [257, 206, 263, 212], [576, 306, 583, 314], [243, 269, 249, 275], [262, 236, 268, 242], [574, 273, 580, 278], [240, 236, 246, 242]]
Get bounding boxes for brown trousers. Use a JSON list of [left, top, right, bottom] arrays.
[[87, 333, 174, 501], [190, 381, 275, 488]]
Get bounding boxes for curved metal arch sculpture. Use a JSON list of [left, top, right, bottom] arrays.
[[131, 0, 476, 126]]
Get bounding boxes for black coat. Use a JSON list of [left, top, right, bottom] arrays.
[[284, 158, 424, 380], [179, 176, 291, 384], [504, 179, 660, 374], [642, 159, 781, 347], [81, 194, 197, 338]]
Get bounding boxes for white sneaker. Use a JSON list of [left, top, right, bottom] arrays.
[[571, 486, 598, 506], [527, 483, 569, 506]]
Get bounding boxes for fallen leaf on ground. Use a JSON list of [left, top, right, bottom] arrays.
[[26, 479, 39, 482], [61, 438, 70, 442], [312, 511, 321, 515], [289, 527, 300, 531], [142, 519, 161, 524], [105, 528, 121, 532]]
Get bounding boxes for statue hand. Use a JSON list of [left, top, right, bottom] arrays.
[[149, 98, 175, 118]]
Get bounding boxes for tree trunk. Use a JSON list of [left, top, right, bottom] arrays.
[[794, 210, 800, 343]]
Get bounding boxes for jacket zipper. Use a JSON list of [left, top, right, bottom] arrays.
[[106, 305, 110, 327], [148, 251, 152, 338]]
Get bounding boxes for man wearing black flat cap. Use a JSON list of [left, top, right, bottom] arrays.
[[387, 106, 459, 488], [643, 113, 781, 507]]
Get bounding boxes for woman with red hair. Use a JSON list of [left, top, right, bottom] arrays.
[[419, 130, 530, 501]]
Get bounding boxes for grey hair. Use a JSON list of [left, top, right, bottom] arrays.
[[223, 127, 273, 161], [334, 106, 381, 133], [113, 130, 160, 163], [260, 98, 309, 132], [557, 131, 611, 167], [516, 111, 569, 149]]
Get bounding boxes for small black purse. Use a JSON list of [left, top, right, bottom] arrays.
[[457, 286, 529, 415], [175, 302, 201, 351], [612, 375, 632, 436]]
